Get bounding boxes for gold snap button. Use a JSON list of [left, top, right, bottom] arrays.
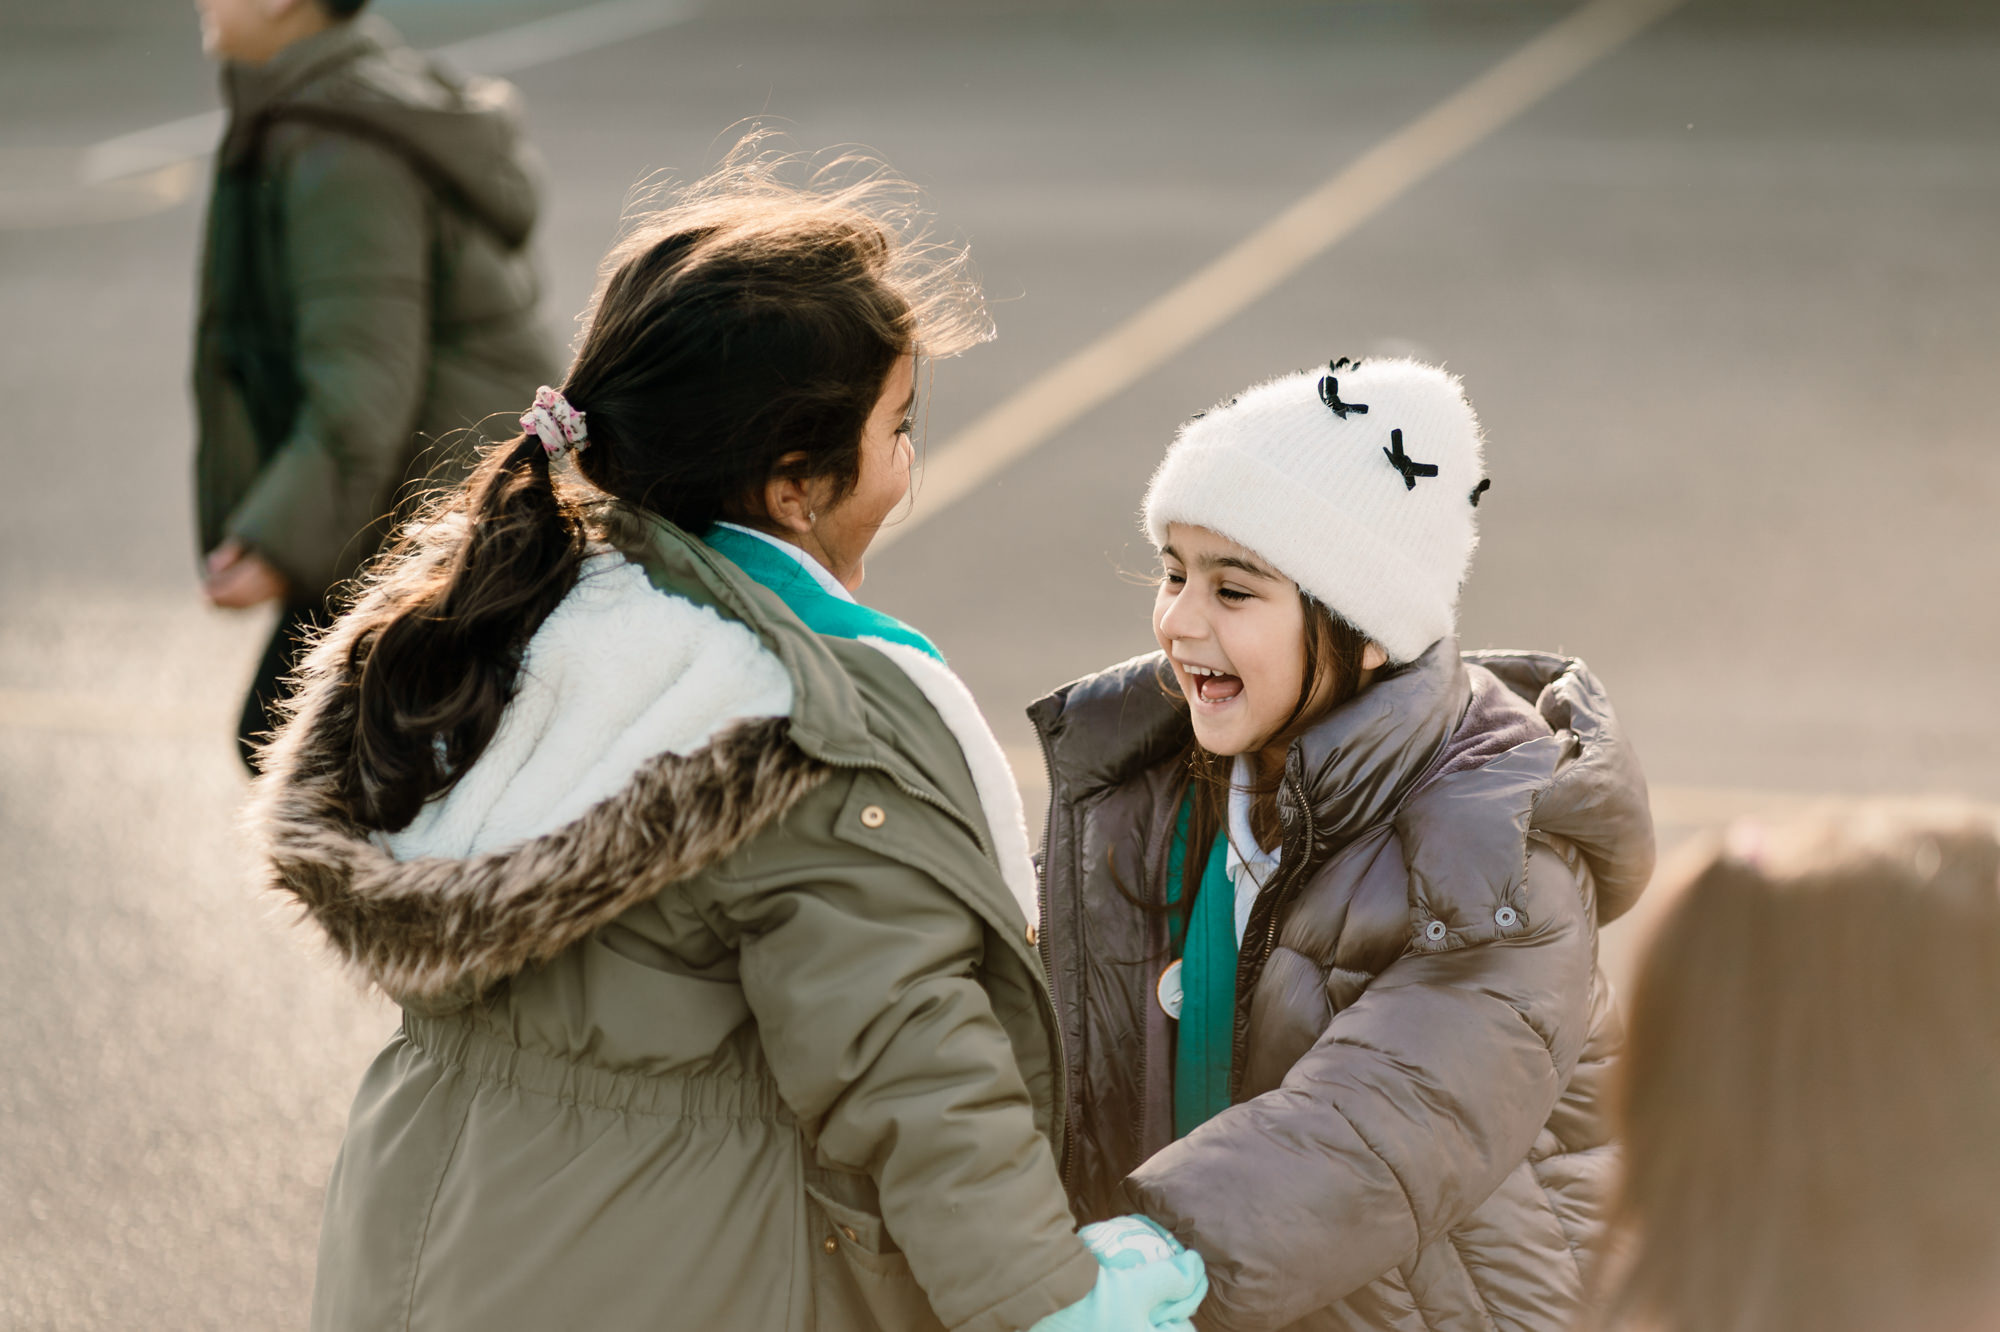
[[1025, 924, 1039, 947], [841, 1226, 858, 1243], [859, 805, 887, 829], [823, 1236, 838, 1254]]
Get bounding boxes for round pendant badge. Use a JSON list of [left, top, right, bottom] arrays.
[[1156, 959, 1184, 1020]]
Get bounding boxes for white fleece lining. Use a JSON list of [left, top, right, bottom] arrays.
[[384, 554, 794, 861], [861, 636, 1040, 931], [377, 555, 1038, 935]]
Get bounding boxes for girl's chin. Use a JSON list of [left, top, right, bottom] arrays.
[[1188, 713, 1254, 758]]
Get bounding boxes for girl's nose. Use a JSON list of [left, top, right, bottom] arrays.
[[1157, 588, 1207, 643]]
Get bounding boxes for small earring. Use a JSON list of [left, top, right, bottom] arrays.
[[807, 511, 816, 523]]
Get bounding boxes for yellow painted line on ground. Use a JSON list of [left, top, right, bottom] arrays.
[[876, 0, 1686, 553], [9, 0, 1685, 728]]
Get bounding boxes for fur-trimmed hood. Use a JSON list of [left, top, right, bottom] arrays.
[[248, 527, 831, 1004], [278, 514, 1103, 1332], [250, 510, 1049, 1008]]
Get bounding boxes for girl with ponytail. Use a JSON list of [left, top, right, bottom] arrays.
[[248, 139, 1203, 1332]]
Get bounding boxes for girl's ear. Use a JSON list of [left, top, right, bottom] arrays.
[[757, 453, 822, 535], [1361, 642, 1389, 672]]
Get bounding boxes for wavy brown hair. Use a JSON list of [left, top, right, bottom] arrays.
[[1606, 802, 2000, 1332], [318, 136, 989, 832]]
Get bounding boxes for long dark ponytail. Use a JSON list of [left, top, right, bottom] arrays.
[[343, 438, 584, 830], [329, 138, 989, 831]]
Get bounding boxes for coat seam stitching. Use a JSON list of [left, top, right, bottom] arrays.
[[1330, 1096, 1426, 1252], [1442, 1228, 1505, 1332], [400, 1072, 477, 1329], [1397, 1263, 1442, 1332], [1531, 1152, 1592, 1282]]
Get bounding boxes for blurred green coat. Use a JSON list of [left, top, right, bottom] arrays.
[[192, 16, 559, 599], [249, 513, 1097, 1331]]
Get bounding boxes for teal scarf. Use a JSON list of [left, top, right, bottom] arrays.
[[702, 525, 944, 663], [1165, 792, 1239, 1138]]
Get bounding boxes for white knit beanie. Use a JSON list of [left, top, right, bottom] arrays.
[[1142, 357, 1487, 664]]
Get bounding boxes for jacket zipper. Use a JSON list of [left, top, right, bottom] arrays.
[[1229, 771, 1314, 1097], [1259, 772, 1315, 971]]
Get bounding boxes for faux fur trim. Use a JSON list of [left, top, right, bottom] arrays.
[[860, 637, 1040, 929], [245, 513, 829, 1001], [254, 716, 828, 1000], [385, 552, 793, 860]]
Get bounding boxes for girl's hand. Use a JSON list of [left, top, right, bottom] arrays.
[[203, 539, 290, 609], [1028, 1216, 1207, 1331]]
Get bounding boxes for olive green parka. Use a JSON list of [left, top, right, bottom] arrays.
[[249, 514, 1097, 1331], [193, 16, 560, 599]]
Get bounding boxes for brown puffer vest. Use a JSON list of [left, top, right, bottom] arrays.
[[1029, 642, 1655, 1332]]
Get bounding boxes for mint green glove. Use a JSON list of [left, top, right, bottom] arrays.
[[1029, 1215, 1208, 1332]]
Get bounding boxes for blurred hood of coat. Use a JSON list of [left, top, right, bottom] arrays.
[[219, 14, 544, 248]]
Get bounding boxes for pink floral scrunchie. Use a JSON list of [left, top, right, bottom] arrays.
[[520, 385, 589, 458]]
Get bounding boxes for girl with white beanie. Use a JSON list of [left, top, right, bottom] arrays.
[[1029, 358, 1658, 1331]]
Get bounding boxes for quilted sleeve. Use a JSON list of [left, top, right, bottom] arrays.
[[1123, 840, 1597, 1331]]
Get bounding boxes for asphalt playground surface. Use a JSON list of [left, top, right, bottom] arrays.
[[2, 0, 1996, 1323]]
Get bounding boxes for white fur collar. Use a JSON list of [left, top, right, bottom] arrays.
[[384, 553, 793, 860]]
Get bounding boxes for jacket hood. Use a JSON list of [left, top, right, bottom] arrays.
[[1462, 647, 1655, 922], [221, 15, 543, 246], [1280, 640, 1654, 926], [246, 521, 830, 1006], [1031, 641, 1654, 925]]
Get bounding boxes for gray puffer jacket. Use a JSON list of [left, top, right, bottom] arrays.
[[1029, 642, 1654, 1331]]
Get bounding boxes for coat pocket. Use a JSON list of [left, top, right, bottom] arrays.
[[804, 1182, 947, 1332]]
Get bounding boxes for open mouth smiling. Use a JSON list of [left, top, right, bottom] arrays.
[[1181, 661, 1244, 705]]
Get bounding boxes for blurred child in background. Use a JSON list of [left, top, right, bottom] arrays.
[[1608, 802, 2000, 1332], [191, 0, 559, 767]]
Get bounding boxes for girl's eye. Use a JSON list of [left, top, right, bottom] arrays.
[[897, 416, 916, 437], [1162, 570, 1186, 588], [1217, 585, 1251, 603]]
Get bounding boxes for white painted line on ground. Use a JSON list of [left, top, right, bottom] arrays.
[[78, 0, 702, 184], [875, 0, 1687, 553], [430, 0, 701, 79], [81, 111, 228, 187]]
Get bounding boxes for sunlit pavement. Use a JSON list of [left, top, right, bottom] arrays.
[[3, 0, 1997, 1323]]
